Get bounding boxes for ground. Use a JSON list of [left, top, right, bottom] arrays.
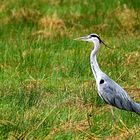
[[0, 0, 140, 139]]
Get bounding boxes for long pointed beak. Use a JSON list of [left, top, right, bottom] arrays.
[[74, 35, 111, 48], [74, 36, 88, 41]]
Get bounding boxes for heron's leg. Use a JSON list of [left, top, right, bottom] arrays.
[[109, 106, 130, 132], [109, 106, 116, 122]]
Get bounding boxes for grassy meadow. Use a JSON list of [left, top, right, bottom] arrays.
[[0, 0, 140, 139]]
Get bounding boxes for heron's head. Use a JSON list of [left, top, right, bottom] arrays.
[[75, 33, 108, 47]]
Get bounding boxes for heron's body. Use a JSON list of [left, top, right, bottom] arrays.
[[75, 33, 140, 115]]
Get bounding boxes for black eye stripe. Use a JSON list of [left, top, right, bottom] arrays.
[[90, 34, 98, 38], [90, 34, 102, 43]]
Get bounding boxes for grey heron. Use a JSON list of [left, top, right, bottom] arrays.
[[75, 33, 140, 115]]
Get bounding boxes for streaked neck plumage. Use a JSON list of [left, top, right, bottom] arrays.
[[90, 41, 102, 82]]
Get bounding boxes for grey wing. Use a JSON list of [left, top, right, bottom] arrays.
[[98, 78, 140, 114]]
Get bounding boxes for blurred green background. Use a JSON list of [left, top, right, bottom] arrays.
[[0, 0, 140, 139]]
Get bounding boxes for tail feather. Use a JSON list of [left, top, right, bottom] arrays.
[[131, 101, 140, 115]]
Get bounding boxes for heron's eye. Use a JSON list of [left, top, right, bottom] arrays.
[[100, 79, 104, 84]]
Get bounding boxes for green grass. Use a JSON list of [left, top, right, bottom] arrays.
[[0, 0, 140, 139]]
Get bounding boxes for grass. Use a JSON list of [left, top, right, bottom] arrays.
[[0, 0, 140, 139]]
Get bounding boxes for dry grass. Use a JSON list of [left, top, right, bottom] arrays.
[[1, 7, 41, 25], [0, 1, 9, 13], [46, 119, 90, 139], [33, 13, 67, 38], [115, 4, 140, 34], [125, 52, 140, 67], [1, 7, 66, 39], [12, 8, 41, 22], [114, 5, 140, 36]]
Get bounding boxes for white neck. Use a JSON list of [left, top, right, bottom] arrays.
[[90, 41, 102, 82]]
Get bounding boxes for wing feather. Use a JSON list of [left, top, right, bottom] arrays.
[[98, 77, 140, 114]]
